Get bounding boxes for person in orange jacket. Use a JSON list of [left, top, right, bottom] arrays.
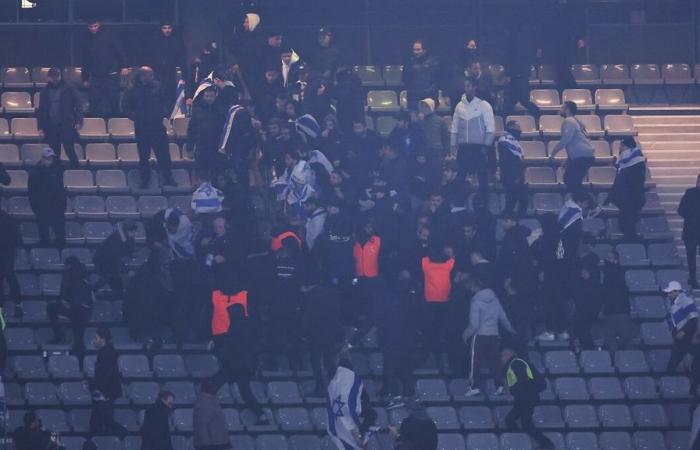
[[421, 245, 455, 358]]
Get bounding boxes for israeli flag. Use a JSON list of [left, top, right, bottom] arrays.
[[498, 133, 524, 160], [327, 366, 364, 450], [558, 199, 583, 231], [616, 147, 645, 173], [192, 71, 215, 103], [170, 79, 188, 120]]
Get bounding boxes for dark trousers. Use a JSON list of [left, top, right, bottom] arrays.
[[503, 179, 528, 216], [265, 306, 302, 370], [90, 399, 126, 436], [503, 76, 540, 117], [457, 144, 489, 192], [45, 125, 79, 167], [668, 331, 695, 372], [506, 400, 554, 448], [619, 205, 642, 240], [572, 306, 597, 350], [469, 335, 503, 388], [382, 350, 415, 397], [310, 344, 337, 392], [424, 302, 450, 355], [47, 301, 90, 350], [88, 74, 121, 118], [563, 157, 594, 195], [685, 238, 699, 284], [93, 264, 124, 297], [542, 276, 569, 333], [36, 210, 65, 246], [136, 127, 172, 182], [0, 258, 20, 304]]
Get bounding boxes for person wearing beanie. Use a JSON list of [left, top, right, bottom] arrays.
[[230, 12, 261, 98], [418, 98, 449, 161], [603, 136, 646, 241]]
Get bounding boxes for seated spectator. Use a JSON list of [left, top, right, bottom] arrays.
[[47, 256, 93, 350]]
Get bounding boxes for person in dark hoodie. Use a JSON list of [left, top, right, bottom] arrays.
[[92, 221, 137, 297], [187, 41, 219, 103], [388, 111, 427, 158], [497, 214, 532, 285], [498, 120, 528, 217], [214, 303, 268, 425], [123, 66, 176, 188], [402, 39, 441, 110], [571, 249, 603, 350], [308, 28, 341, 80], [188, 86, 226, 175], [0, 205, 21, 315], [141, 390, 175, 450], [679, 175, 700, 289], [193, 378, 231, 450], [28, 147, 66, 247], [82, 19, 128, 117], [303, 75, 333, 124], [255, 66, 285, 123], [332, 65, 365, 136], [37, 68, 83, 167], [471, 194, 497, 261], [89, 327, 127, 436], [229, 12, 261, 98], [47, 257, 93, 351], [603, 137, 646, 241], [149, 20, 186, 112], [601, 251, 634, 352]]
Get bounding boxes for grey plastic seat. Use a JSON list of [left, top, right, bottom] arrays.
[[29, 247, 61, 271], [601, 64, 632, 85], [567, 432, 600, 450], [85, 143, 117, 167], [632, 64, 662, 85], [663, 63, 694, 85], [268, 381, 302, 404], [530, 89, 561, 113], [614, 350, 649, 374], [538, 115, 563, 137], [14, 248, 31, 271], [624, 269, 657, 293], [631, 296, 665, 320], [230, 436, 255, 450], [78, 117, 109, 139], [458, 406, 494, 430], [84, 222, 114, 244], [537, 64, 557, 86], [19, 222, 40, 243], [5, 328, 37, 351], [599, 432, 633, 450], [9, 197, 34, 219], [648, 243, 681, 266], [563, 89, 595, 112], [640, 218, 672, 239], [163, 381, 195, 405], [666, 404, 691, 429], [64, 169, 96, 193], [65, 221, 85, 244], [61, 248, 93, 268], [108, 118, 135, 139], [288, 435, 321, 450], [590, 141, 613, 164], [117, 143, 139, 165], [106, 196, 140, 218], [4, 169, 28, 192], [2, 67, 32, 88], [616, 243, 648, 267], [375, 116, 398, 137], [415, 379, 450, 403], [533, 405, 565, 429], [604, 115, 636, 137], [58, 381, 92, 405], [588, 167, 616, 188], [21, 300, 47, 323], [598, 404, 633, 428], [353, 65, 383, 87], [659, 376, 691, 399], [382, 65, 403, 87], [505, 115, 538, 138], [595, 89, 628, 112], [367, 90, 400, 113], [666, 430, 690, 450], [17, 273, 41, 296], [36, 409, 69, 432], [163, 168, 192, 193], [465, 434, 499, 450], [554, 377, 589, 401], [185, 354, 219, 378], [581, 351, 614, 375], [632, 404, 667, 428], [500, 433, 533, 450], [127, 169, 161, 194], [277, 407, 312, 431], [2, 92, 34, 114], [572, 64, 600, 86], [640, 322, 673, 347], [545, 350, 579, 375], [590, 377, 624, 401], [167, 195, 192, 215], [89, 437, 121, 450], [520, 141, 547, 162], [426, 406, 460, 431], [633, 431, 665, 450], [576, 114, 604, 138], [255, 435, 288, 450], [31, 67, 51, 87], [73, 195, 107, 219], [564, 405, 599, 429], [40, 273, 62, 296], [647, 350, 671, 373], [0, 118, 10, 140], [137, 195, 168, 217], [110, 327, 143, 351], [48, 354, 82, 379], [153, 354, 187, 378], [128, 381, 159, 405], [5, 383, 24, 406], [118, 354, 152, 378], [525, 167, 557, 188], [0, 143, 20, 167], [623, 377, 658, 400], [25, 382, 59, 405]]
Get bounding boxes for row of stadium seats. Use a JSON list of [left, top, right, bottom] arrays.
[[0, 117, 188, 141]]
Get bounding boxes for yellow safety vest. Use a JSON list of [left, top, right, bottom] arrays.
[[506, 358, 533, 388]]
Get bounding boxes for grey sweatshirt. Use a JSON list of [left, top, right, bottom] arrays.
[[551, 116, 594, 160], [462, 288, 516, 340], [450, 96, 495, 147]]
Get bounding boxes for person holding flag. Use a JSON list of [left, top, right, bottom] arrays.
[[218, 96, 257, 190], [498, 120, 528, 217], [327, 358, 376, 450]]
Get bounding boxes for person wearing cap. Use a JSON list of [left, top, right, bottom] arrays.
[[402, 39, 441, 110], [549, 101, 595, 196], [678, 174, 700, 289], [28, 147, 67, 247], [498, 120, 528, 217], [664, 280, 700, 372], [82, 19, 129, 117], [149, 20, 185, 112], [603, 137, 646, 241], [418, 98, 449, 159], [308, 27, 340, 80], [36, 67, 83, 168]]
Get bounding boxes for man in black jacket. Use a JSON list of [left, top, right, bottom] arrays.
[[141, 390, 175, 450], [187, 87, 225, 174], [402, 40, 441, 110], [0, 206, 21, 315], [603, 137, 646, 241], [47, 257, 93, 351], [308, 28, 340, 80], [601, 251, 634, 352], [502, 29, 539, 117], [89, 327, 127, 436], [37, 68, 83, 167], [28, 148, 66, 247], [498, 120, 528, 217], [122, 66, 176, 188], [93, 221, 137, 297], [149, 21, 185, 112], [82, 20, 128, 117], [678, 174, 700, 289]]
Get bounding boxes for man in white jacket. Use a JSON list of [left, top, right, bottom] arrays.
[[450, 76, 495, 192]]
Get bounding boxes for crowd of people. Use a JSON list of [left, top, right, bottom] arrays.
[[0, 11, 699, 450]]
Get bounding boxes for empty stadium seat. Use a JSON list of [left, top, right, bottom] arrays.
[[2, 92, 34, 114], [31, 67, 51, 87], [659, 376, 691, 399], [85, 143, 117, 166], [426, 406, 460, 431], [185, 354, 219, 378], [6, 328, 37, 351], [382, 65, 403, 87], [277, 407, 312, 431], [459, 406, 494, 430], [595, 89, 628, 112], [632, 64, 663, 85], [106, 196, 140, 218], [505, 115, 538, 138], [633, 404, 668, 428], [576, 115, 604, 138], [30, 247, 61, 271], [555, 378, 589, 401], [591, 141, 613, 163], [73, 196, 107, 219], [128, 381, 159, 405], [640, 217, 672, 239], [415, 379, 450, 403], [599, 405, 634, 428], [525, 167, 557, 189], [78, 118, 109, 139], [117, 143, 140, 165], [127, 169, 161, 194], [353, 65, 383, 87], [532, 192, 562, 213], [604, 115, 636, 137], [119, 354, 152, 378], [153, 354, 187, 378], [163, 381, 196, 405], [538, 115, 563, 138], [590, 377, 625, 401], [0, 143, 20, 167], [12, 118, 42, 139], [662, 63, 694, 85], [520, 141, 548, 162], [108, 118, 135, 139], [529, 89, 561, 113], [563, 89, 595, 112], [64, 169, 96, 193], [572, 64, 601, 86], [616, 243, 648, 266], [545, 351, 579, 374], [58, 382, 92, 405], [84, 222, 114, 244], [367, 90, 400, 113], [96, 169, 129, 194], [624, 376, 658, 400], [2, 66, 32, 88], [13, 355, 49, 379], [601, 64, 632, 85], [375, 116, 398, 137], [640, 322, 673, 346], [565, 405, 599, 429]]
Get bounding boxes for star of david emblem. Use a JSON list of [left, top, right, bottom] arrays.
[[332, 395, 345, 418]]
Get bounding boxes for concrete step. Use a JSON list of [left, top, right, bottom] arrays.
[[647, 159, 700, 167], [637, 141, 700, 150], [632, 115, 700, 125], [655, 184, 696, 194], [635, 124, 700, 133], [649, 167, 700, 176], [658, 193, 685, 203], [636, 132, 700, 141]]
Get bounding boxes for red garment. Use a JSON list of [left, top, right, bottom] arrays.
[[270, 231, 302, 251], [353, 236, 381, 278], [422, 257, 455, 302], [211, 290, 248, 336]]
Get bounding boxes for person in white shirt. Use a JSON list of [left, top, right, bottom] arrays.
[[450, 77, 495, 192]]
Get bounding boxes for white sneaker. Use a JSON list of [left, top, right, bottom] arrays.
[[535, 331, 556, 341], [465, 387, 482, 397], [558, 332, 570, 340], [494, 386, 506, 396]]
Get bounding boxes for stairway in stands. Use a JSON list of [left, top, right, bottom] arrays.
[[633, 113, 700, 281]]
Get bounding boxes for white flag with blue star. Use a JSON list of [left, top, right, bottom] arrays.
[[327, 366, 364, 449], [170, 79, 188, 120]]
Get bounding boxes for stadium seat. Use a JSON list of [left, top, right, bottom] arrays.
[[624, 376, 658, 400], [625, 269, 657, 293], [20, 300, 46, 323], [58, 382, 92, 405], [604, 115, 636, 137], [598, 404, 634, 428], [73, 196, 107, 219], [666, 404, 692, 429], [96, 169, 129, 194], [576, 114, 604, 138], [153, 354, 187, 378], [31, 67, 51, 87], [525, 167, 557, 189], [632, 64, 663, 85], [554, 378, 589, 401], [137, 195, 168, 217], [563, 89, 595, 112], [601, 64, 632, 85], [587, 167, 615, 188], [465, 433, 499, 450], [2, 92, 34, 114], [659, 376, 691, 399], [632, 296, 666, 319], [353, 65, 383, 87], [415, 379, 451, 403], [108, 118, 135, 139], [648, 243, 681, 266], [0, 143, 20, 167], [520, 141, 548, 162], [13, 355, 49, 379], [172, 117, 189, 139], [591, 141, 613, 163], [128, 381, 160, 405], [12, 118, 42, 139], [64, 169, 97, 193], [367, 90, 400, 113], [127, 169, 161, 195], [640, 217, 672, 240], [85, 143, 118, 166], [29, 247, 61, 271], [277, 407, 312, 431], [545, 351, 579, 375], [17, 273, 41, 297], [375, 116, 398, 137], [6, 328, 37, 351], [614, 350, 649, 374], [590, 377, 625, 401], [530, 89, 561, 113], [640, 322, 673, 347], [382, 65, 403, 87], [595, 89, 628, 112], [616, 243, 648, 267], [632, 404, 668, 428], [36, 409, 69, 432], [505, 115, 538, 138], [39, 273, 61, 296], [117, 143, 139, 166], [106, 196, 140, 219], [78, 117, 109, 139], [459, 406, 494, 430], [163, 381, 196, 405], [2, 66, 32, 88], [83, 221, 113, 244], [163, 168, 191, 193], [580, 351, 614, 375], [538, 115, 563, 138], [0, 118, 11, 140], [118, 354, 152, 378], [9, 197, 33, 219], [532, 193, 562, 214], [564, 405, 599, 429], [185, 354, 219, 378], [572, 64, 601, 86], [426, 406, 460, 431]]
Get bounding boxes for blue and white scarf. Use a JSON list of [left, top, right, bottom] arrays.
[[498, 133, 524, 160], [327, 366, 364, 450], [218, 104, 245, 154], [616, 146, 645, 173], [558, 199, 583, 232], [668, 292, 699, 331], [190, 181, 224, 214], [169, 79, 188, 120], [192, 72, 214, 102]]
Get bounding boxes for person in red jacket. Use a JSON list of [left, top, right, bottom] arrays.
[[421, 245, 455, 357]]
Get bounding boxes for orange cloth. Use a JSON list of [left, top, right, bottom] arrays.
[[270, 231, 302, 251], [353, 236, 381, 278], [422, 257, 455, 303], [211, 290, 248, 336]]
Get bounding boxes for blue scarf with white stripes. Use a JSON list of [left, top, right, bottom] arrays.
[[616, 147, 645, 173], [498, 133, 524, 160], [218, 104, 245, 154], [667, 292, 699, 331], [558, 199, 583, 231]]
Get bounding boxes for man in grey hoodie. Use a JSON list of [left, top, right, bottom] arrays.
[[462, 278, 516, 396], [549, 101, 595, 195]]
